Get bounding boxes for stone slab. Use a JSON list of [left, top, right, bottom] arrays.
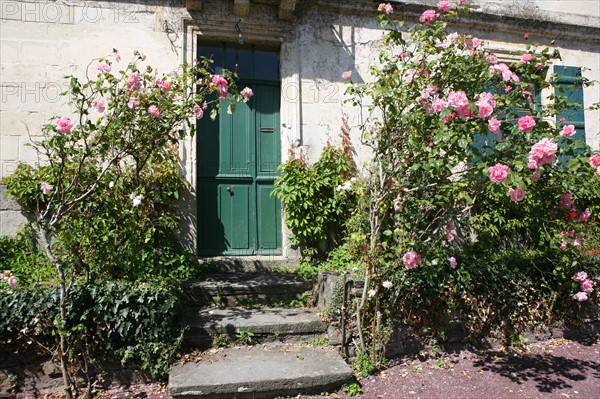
[[168, 345, 353, 398], [189, 307, 326, 339], [186, 273, 312, 294], [183, 273, 314, 307]]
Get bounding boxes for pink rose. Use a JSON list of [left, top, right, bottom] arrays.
[[579, 208, 591, 223], [486, 54, 498, 64], [438, 1, 451, 12], [528, 138, 557, 167], [403, 251, 422, 269], [466, 37, 482, 49], [558, 192, 572, 209], [193, 103, 204, 119], [55, 116, 74, 134], [518, 115, 536, 132], [527, 160, 538, 169], [342, 70, 352, 79], [508, 187, 526, 202], [446, 32, 459, 42], [488, 118, 501, 133], [40, 182, 52, 195], [378, 3, 393, 14], [581, 279, 594, 293], [127, 96, 140, 109], [456, 105, 474, 119], [476, 92, 496, 119], [156, 78, 170, 92], [7, 276, 17, 287], [447, 91, 469, 109], [432, 98, 448, 113], [445, 220, 461, 242], [449, 257, 457, 269], [572, 238, 583, 247], [487, 163, 510, 183], [559, 125, 576, 137], [419, 10, 439, 24], [148, 105, 160, 119], [531, 172, 540, 182], [211, 75, 229, 98], [560, 240, 568, 250], [523, 33, 529, 40], [240, 87, 254, 103], [572, 271, 588, 282], [126, 72, 142, 91], [521, 53, 533, 63], [573, 292, 588, 302], [589, 153, 600, 168], [97, 62, 111, 72], [92, 97, 106, 113]]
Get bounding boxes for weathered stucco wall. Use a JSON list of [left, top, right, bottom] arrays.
[[1, 0, 599, 261]]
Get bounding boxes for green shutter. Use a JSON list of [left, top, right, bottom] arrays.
[[554, 66, 585, 142]]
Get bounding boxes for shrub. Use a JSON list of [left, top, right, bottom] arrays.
[[0, 280, 184, 379]]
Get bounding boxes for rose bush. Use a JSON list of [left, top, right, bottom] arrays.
[[3, 50, 244, 397], [344, 2, 600, 367]]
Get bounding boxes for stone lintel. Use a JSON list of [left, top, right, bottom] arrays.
[[186, 0, 203, 12], [234, 0, 251, 17], [279, 0, 297, 21]]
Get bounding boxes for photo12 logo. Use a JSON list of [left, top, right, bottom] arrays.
[[1, 1, 140, 24], [1, 81, 70, 105]]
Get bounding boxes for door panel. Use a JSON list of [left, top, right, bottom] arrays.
[[256, 183, 281, 254], [197, 82, 281, 256]]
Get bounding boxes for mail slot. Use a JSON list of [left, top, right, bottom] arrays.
[[259, 127, 275, 132]]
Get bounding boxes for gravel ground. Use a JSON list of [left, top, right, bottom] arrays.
[[359, 338, 600, 399]]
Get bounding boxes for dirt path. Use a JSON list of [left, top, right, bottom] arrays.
[[3, 339, 599, 398], [359, 338, 600, 399]]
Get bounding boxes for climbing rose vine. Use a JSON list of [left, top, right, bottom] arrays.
[[345, 1, 600, 365]]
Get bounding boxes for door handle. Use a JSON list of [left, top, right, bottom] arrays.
[[226, 186, 232, 192]]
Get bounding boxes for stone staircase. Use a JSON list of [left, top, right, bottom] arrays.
[[168, 272, 354, 398]]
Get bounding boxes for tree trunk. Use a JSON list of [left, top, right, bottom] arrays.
[[39, 225, 74, 399]]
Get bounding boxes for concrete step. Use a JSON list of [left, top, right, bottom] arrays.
[[168, 345, 353, 398], [184, 273, 314, 307], [186, 307, 327, 347]]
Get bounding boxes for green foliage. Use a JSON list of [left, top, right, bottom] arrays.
[[0, 280, 184, 378], [0, 225, 55, 286], [305, 337, 329, 346], [235, 328, 255, 345], [342, 382, 362, 396], [510, 333, 528, 348], [273, 145, 355, 258], [212, 334, 231, 348], [354, 351, 377, 377]]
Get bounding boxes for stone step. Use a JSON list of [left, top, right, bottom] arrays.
[[184, 273, 314, 307], [185, 307, 328, 347], [168, 345, 353, 398], [198, 256, 299, 273]]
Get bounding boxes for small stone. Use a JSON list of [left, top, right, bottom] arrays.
[[41, 361, 62, 378]]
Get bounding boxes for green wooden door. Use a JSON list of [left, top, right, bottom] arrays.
[[197, 82, 281, 256]]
